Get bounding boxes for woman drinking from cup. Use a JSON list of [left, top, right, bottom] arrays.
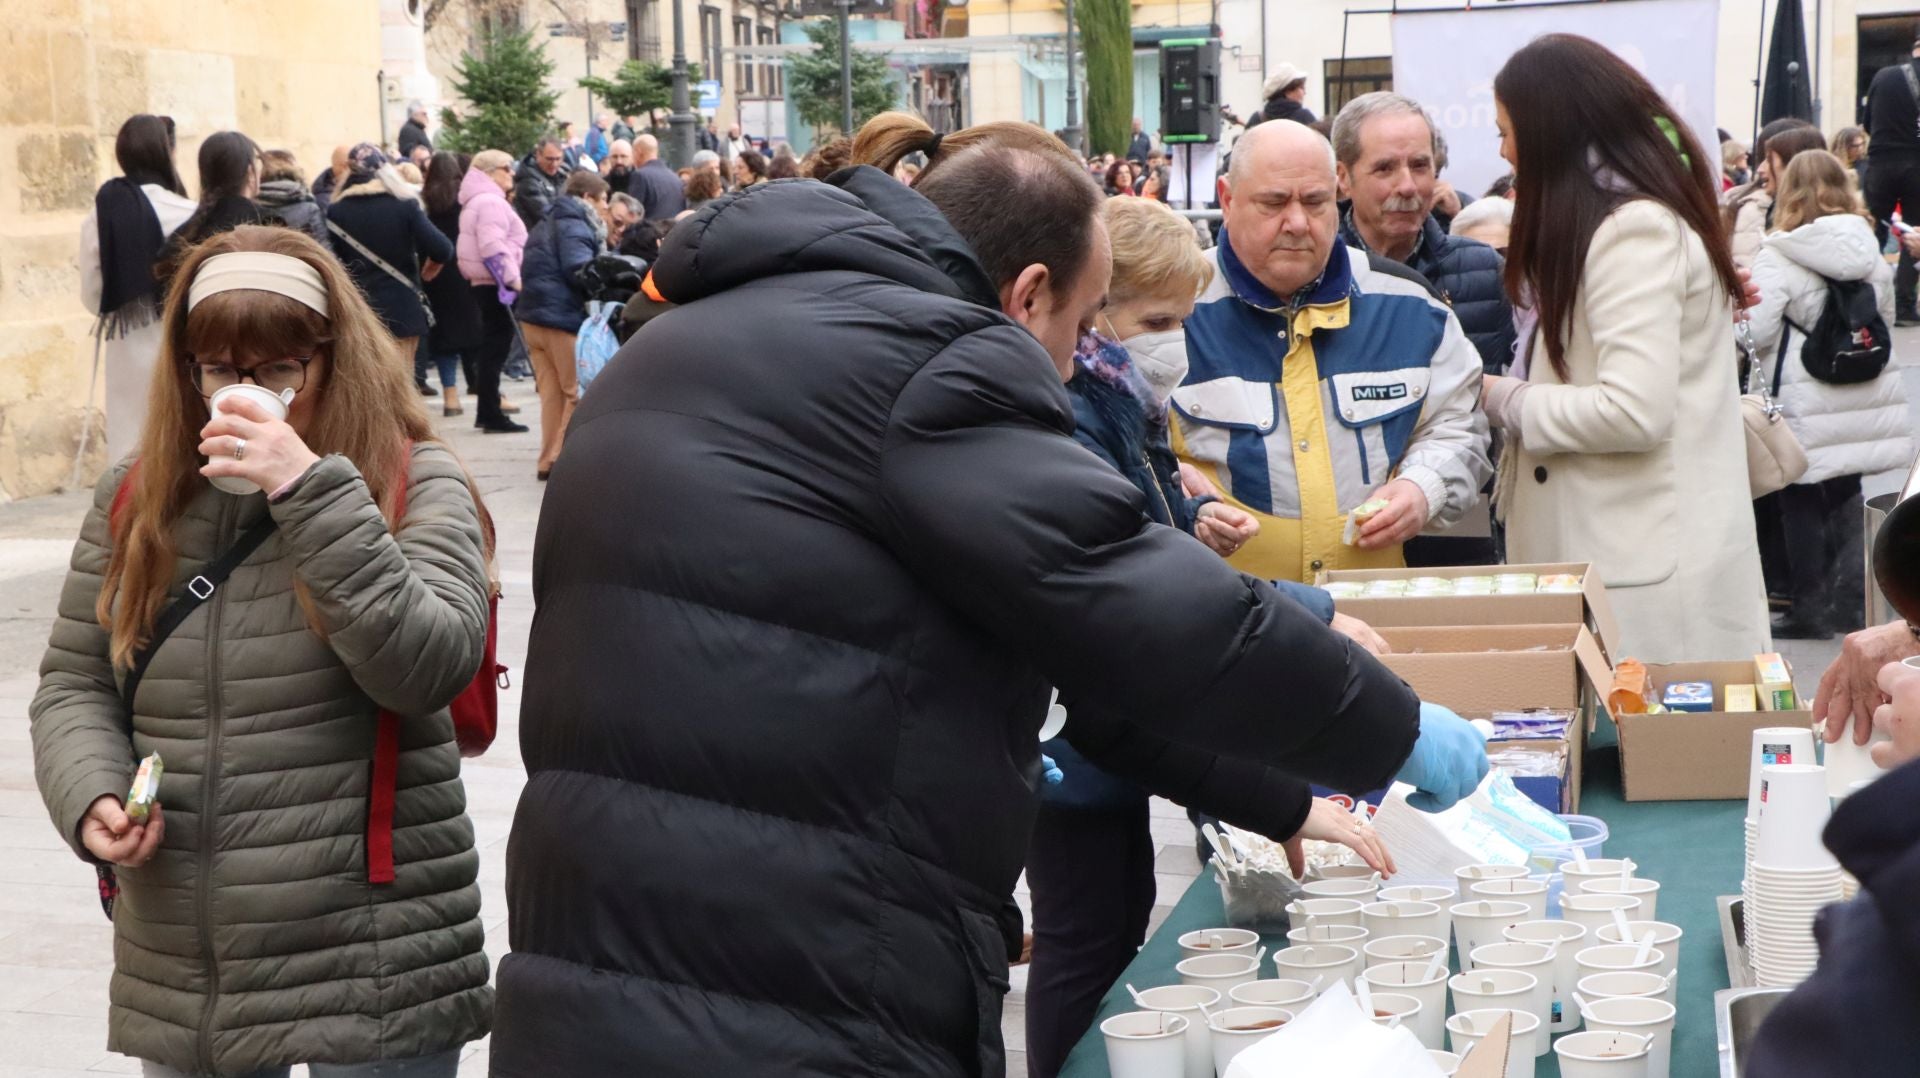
[[30, 225, 493, 1078]]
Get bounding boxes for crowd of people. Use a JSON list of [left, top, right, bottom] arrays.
[[32, 26, 1920, 1078]]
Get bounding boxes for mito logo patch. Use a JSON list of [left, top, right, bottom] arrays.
[[1350, 383, 1409, 403]]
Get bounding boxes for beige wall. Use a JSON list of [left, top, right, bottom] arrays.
[[0, 0, 383, 501]]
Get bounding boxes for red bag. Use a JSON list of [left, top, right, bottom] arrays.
[[367, 454, 506, 884]]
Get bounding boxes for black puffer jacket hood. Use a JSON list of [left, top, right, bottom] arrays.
[[494, 167, 1418, 1078]]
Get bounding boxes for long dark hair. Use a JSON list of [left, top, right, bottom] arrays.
[[194, 130, 260, 207], [423, 150, 469, 216], [1496, 34, 1740, 382], [115, 114, 186, 196]]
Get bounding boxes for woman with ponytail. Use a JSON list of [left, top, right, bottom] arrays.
[[31, 224, 493, 1078]]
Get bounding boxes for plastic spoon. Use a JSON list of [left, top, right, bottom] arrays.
[[1571, 841, 1589, 865], [1421, 948, 1449, 984], [1634, 928, 1658, 967], [1355, 975, 1375, 1018], [1126, 983, 1150, 1008], [1202, 823, 1236, 870], [1612, 907, 1635, 943]]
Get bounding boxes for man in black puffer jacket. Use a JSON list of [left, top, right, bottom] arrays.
[[495, 131, 1483, 1077], [1332, 92, 1514, 374]]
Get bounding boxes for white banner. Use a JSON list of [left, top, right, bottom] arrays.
[[1390, 0, 1721, 196]]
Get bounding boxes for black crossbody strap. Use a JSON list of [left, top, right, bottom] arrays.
[[119, 517, 277, 711], [1774, 319, 1797, 398]]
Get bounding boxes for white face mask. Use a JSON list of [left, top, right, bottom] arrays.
[[1122, 328, 1190, 408]]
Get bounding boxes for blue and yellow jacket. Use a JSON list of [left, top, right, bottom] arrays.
[[1170, 233, 1492, 582]]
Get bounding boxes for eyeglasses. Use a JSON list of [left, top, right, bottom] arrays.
[[188, 355, 315, 398]]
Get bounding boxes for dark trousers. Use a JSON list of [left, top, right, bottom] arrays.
[[1024, 800, 1157, 1078], [472, 285, 514, 425], [1777, 475, 1867, 632], [1865, 159, 1920, 314]]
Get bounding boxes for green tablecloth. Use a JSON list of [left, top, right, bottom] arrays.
[[1057, 738, 1741, 1078]]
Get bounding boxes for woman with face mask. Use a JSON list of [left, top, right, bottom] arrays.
[[1023, 196, 1396, 1078]]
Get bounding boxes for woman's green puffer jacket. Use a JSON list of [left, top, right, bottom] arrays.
[[30, 444, 493, 1075]]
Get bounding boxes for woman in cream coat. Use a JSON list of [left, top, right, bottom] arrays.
[[1481, 34, 1770, 662]]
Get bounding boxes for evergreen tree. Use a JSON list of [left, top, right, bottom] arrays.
[[579, 60, 704, 123], [1080, 0, 1132, 157], [788, 20, 896, 138], [438, 27, 560, 157]]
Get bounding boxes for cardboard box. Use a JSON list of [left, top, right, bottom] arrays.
[[1325, 564, 1619, 815], [1326, 562, 1623, 652], [1613, 661, 1816, 801]]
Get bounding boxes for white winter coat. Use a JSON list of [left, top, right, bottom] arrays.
[[1747, 213, 1911, 485], [1500, 200, 1771, 663], [78, 183, 197, 464]]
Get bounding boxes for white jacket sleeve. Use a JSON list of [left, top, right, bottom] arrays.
[[1519, 202, 1691, 456], [1395, 312, 1492, 528], [1745, 247, 1792, 360], [78, 209, 102, 316]]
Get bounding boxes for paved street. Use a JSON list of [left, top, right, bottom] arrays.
[[3, 342, 1910, 1074]]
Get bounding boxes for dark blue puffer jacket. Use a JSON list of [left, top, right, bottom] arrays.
[[1340, 210, 1516, 373], [514, 196, 603, 332]]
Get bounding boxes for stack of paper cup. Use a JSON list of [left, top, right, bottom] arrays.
[[1745, 728, 1816, 885], [1447, 1008, 1543, 1078], [1749, 762, 1844, 988]]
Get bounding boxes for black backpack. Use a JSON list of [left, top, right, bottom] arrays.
[[1783, 276, 1892, 386]]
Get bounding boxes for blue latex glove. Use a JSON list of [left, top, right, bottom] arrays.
[[1396, 702, 1491, 812], [1040, 753, 1064, 785]]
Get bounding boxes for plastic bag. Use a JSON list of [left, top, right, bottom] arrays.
[[576, 300, 620, 394]]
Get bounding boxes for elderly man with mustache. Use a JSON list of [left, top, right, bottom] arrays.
[[1169, 119, 1492, 582]]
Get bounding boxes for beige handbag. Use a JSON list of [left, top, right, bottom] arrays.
[[1740, 319, 1808, 499]]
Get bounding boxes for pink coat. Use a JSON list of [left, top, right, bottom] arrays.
[[457, 168, 527, 287]]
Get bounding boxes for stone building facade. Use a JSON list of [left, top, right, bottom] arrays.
[[0, 0, 384, 501]]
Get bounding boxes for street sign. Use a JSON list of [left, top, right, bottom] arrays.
[[698, 80, 722, 109], [796, 0, 892, 15]]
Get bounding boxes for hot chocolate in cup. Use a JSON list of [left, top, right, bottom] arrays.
[[205, 384, 294, 495]]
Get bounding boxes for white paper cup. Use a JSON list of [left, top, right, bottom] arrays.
[[1580, 878, 1661, 922], [1229, 978, 1316, 1009], [1175, 952, 1262, 994], [1504, 919, 1589, 1031], [1450, 968, 1545, 1056], [1308, 860, 1378, 882], [1823, 732, 1889, 798], [1581, 995, 1676, 1078], [1554, 1028, 1653, 1077], [1576, 943, 1666, 999], [1285, 923, 1369, 949], [1303, 876, 1381, 903], [1756, 764, 1838, 870], [1577, 970, 1677, 1008], [1273, 943, 1362, 991], [206, 383, 294, 494], [1563, 893, 1646, 939], [1363, 933, 1449, 965], [1363, 960, 1450, 1049], [1132, 985, 1219, 1078], [1452, 899, 1531, 963], [1469, 878, 1550, 921], [1560, 858, 1636, 898], [1594, 922, 1684, 982], [1454, 864, 1529, 908], [1381, 884, 1457, 905], [1361, 900, 1446, 945], [1102, 1010, 1189, 1078], [1448, 1008, 1542, 1078], [1430, 1049, 1463, 1076], [1748, 727, 1816, 820], [1365, 990, 1422, 1033], [1208, 1006, 1293, 1075], [1176, 927, 1260, 961], [1286, 897, 1365, 932], [1467, 942, 1557, 1043]]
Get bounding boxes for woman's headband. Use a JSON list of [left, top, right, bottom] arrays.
[[186, 252, 330, 317]]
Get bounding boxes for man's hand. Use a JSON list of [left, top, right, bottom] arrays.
[[1814, 620, 1920, 745], [1431, 181, 1463, 220], [1283, 797, 1396, 879], [79, 795, 164, 868], [1331, 611, 1391, 656], [1196, 501, 1260, 559], [1355, 479, 1430, 550], [1902, 231, 1920, 260], [1874, 660, 1920, 769]]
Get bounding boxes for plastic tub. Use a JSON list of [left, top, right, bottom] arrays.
[[1528, 815, 1611, 917]]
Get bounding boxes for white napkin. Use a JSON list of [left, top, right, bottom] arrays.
[[1224, 980, 1445, 1077]]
